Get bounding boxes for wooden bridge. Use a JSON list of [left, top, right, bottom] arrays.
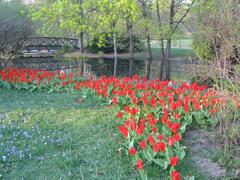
[[24, 36, 78, 49], [22, 36, 79, 57]]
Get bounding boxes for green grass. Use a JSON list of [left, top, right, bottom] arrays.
[[150, 39, 193, 49], [0, 89, 206, 179], [0, 90, 132, 179], [132, 48, 194, 61], [151, 48, 193, 59]]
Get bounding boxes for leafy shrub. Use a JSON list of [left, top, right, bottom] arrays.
[[87, 33, 144, 53], [193, 35, 215, 60]]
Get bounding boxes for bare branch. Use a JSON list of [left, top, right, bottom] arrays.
[[170, 0, 196, 35]]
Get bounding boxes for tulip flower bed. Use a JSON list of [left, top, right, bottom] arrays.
[[0, 68, 226, 179], [0, 68, 83, 92], [75, 76, 222, 180]]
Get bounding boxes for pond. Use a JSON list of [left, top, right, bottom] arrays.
[[12, 57, 146, 77], [11, 56, 193, 81]]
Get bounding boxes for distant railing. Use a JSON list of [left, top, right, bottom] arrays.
[[24, 36, 78, 49]]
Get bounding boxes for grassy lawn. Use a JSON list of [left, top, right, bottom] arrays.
[[0, 90, 132, 179], [0, 89, 208, 179], [150, 39, 193, 50], [149, 48, 194, 60], [127, 48, 193, 60]]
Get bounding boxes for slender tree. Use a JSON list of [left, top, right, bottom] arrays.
[[95, 0, 121, 76], [155, 0, 166, 80], [95, 0, 140, 77], [155, 0, 196, 80], [121, 0, 139, 76], [139, 0, 154, 80]]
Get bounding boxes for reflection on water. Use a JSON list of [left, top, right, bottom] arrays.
[[12, 57, 193, 81], [12, 57, 145, 77], [86, 58, 145, 77]]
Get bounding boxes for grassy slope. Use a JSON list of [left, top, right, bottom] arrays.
[[0, 89, 208, 179]]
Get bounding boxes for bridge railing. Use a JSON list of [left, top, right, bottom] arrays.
[[24, 36, 79, 49]]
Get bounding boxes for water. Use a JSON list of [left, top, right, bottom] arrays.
[[12, 57, 146, 77], [11, 56, 193, 81]]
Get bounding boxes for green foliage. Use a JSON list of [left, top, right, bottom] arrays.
[[192, 35, 215, 60], [54, 45, 75, 58], [0, 0, 28, 21], [0, 0, 32, 31], [29, 0, 141, 48], [30, 0, 96, 36], [87, 33, 144, 53]]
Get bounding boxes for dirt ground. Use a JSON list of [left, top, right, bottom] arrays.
[[184, 129, 227, 179]]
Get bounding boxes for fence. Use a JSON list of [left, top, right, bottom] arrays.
[[150, 39, 193, 49]]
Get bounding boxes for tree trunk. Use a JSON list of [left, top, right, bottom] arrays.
[[165, 0, 175, 80], [142, 0, 153, 80], [79, 0, 84, 54], [86, 32, 90, 47], [159, 38, 166, 80], [146, 31, 152, 80], [127, 18, 134, 77], [0, 52, 3, 69], [129, 25, 134, 77], [113, 32, 118, 77], [0, 60, 3, 70], [79, 32, 84, 75], [79, 32, 84, 53], [230, 0, 239, 67], [156, 1, 166, 80], [165, 38, 172, 80]]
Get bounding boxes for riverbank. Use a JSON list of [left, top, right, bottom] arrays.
[[65, 48, 193, 61]]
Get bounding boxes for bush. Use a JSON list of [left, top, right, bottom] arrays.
[[192, 35, 215, 60], [87, 33, 144, 53]]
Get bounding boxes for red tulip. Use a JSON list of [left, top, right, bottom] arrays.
[[172, 170, 181, 180], [139, 140, 146, 150], [159, 142, 166, 152], [170, 156, 179, 167], [118, 125, 128, 138], [136, 159, 144, 170], [129, 147, 137, 156]]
